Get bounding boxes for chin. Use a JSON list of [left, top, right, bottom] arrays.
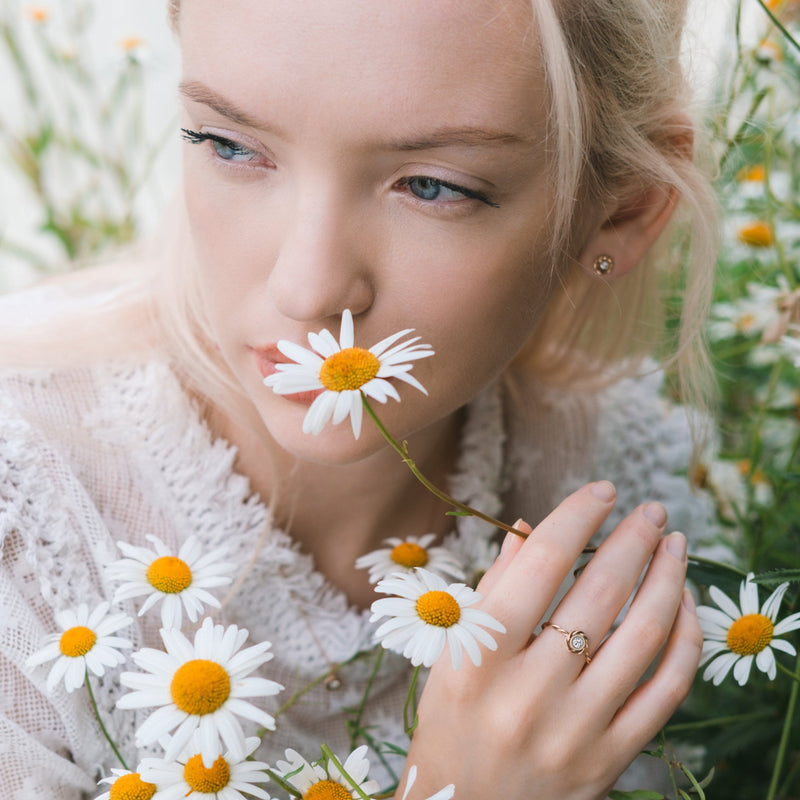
[[262, 408, 392, 466]]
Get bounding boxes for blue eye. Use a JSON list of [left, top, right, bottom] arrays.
[[181, 128, 264, 164], [407, 176, 465, 202], [401, 175, 498, 208]]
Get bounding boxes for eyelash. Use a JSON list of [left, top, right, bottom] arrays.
[[180, 128, 499, 209], [181, 128, 269, 166]]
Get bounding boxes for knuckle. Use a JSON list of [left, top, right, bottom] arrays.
[[627, 615, 669, 653]]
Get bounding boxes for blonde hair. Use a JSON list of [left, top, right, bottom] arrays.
[[3, 0, 718, 425], [519, 0, 717, 405]]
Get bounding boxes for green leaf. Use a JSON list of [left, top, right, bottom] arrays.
[[608, 791, 665, 800], [752, 569, 800, 588]]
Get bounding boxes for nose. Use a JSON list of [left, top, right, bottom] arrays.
[[267, 180, 375, 324]]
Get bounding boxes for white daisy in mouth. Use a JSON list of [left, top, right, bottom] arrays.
[[401, 765, 455, 800], [106, 535, 234, 630], [117, 617, 283, 767], [139, 733, 270, 800], [355, 534, 465, 584], [273, 745, 379, 800], [698, 572, 800, 686], [25, 601, 132, 693], [95, 770, 158, 800], [370, 568, 506, 669], [263, 308, 434, 438]]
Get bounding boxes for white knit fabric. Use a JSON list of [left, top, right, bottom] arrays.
[[0, 355, 718, 798]]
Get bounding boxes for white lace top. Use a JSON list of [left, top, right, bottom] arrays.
[[0, 356, 718, 798]]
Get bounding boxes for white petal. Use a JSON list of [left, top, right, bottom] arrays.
[[339, 309, 354, 349], [708, 585, 742, 621], [733, 654, 754, 686], [704, 652, 739, 685], [756, 646, 777, 679], [740, 575, 760, 615]]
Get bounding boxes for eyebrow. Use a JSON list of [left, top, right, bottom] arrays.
[[179, 80, 532, 151]]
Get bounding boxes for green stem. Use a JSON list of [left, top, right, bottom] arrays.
[[320, 744, 374, 800], [755, 0, 800, 56], [403, 665, 422, 737], [84, 670, 128, 770], [767, 651, 800, 800], [362, 395, 527, 538], [776, 660, 800, 685], [271, 651, 370, 723], [348, 647, 384, 750], [687, 553, 748, 577], [266, 768, 303, 798], [665, 710, 775, 733]]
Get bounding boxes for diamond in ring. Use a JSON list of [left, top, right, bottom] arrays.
[[568, 632, 588, 654]]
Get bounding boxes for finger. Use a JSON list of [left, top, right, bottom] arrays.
[[479, 481, 617, 650], [476, 520, 530, 596], [607, 587, 702, 748], [584, 532, 690, 708], [530, 501, 668, 676]]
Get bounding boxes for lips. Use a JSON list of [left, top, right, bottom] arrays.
[[251, 344, 323, 405]]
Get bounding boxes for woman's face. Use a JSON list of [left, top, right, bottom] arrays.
[[179, 0, 562, 463]]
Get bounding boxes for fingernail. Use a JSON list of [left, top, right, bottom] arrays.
[[666, 531, 687, 560], [682, 588, 696, 613], [591, 480, 616, 502], [643, 502, 667, 529]]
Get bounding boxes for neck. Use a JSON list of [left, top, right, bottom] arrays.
[[206, 398, 464, 607]]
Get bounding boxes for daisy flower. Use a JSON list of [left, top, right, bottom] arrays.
[[697, 572, 800, 686], [117, 617, 283, 767], [25, 601, 132, 693], [273, 745, 379, 800], [95, 770, 158, 800], [355, 534, 465, 584], [263, 308, 434, 438], [106, 534, 234, 630], [370, 568, 506, 669], [139, 733, 270, 800], [401, 765, 455, 800]]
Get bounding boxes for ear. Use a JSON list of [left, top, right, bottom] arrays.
[[578, 116, 693, 277], [577, 182, 680, 278]]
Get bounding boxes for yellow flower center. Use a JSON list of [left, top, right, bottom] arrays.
[[183, 753, 232, 793], [146, 555, 193, 593], [59, 626, 97, 657], [303, 779, 353, 800], [737, 221, 774, 248], [170, 659, 231, 715], [415, 590, 461, 628], [391, 542, 429, 569], [319, 348, 380, 392], [736, 313, 756, 333], [109, 773, 157, 800], [727, 613, 774, 655]]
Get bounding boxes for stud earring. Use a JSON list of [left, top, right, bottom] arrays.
[[592, 254, 614, 276]]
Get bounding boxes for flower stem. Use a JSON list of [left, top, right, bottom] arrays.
[[321, 744, 374, 800], [348, 647, 384, 750], [776, 660, 800, 685], [403, 665, 422, 737], [361, 395, 527, 538], [767, 651, 800, 800], [84, 669, 128, 771]]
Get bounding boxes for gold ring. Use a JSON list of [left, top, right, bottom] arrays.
[[541, 621, 591, 664]]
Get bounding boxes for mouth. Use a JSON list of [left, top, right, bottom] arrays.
[[251, 344, 323, 405]]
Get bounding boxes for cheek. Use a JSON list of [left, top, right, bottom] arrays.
[[183, 165, 275, 334]]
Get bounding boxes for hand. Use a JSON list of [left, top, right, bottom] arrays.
[[401, 481, 702, 800]]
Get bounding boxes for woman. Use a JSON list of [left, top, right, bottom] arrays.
[[1, 0, 717, 797]]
